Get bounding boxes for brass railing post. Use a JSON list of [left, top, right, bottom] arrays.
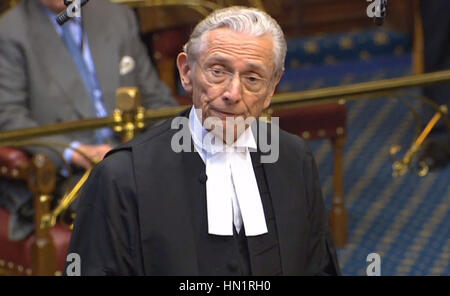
[[329, 136, 348, 247], [27, 154, 57, 276]]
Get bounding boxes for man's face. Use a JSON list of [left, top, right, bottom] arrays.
[[178, 28, 281, 141], [39, 0, 66, 13]]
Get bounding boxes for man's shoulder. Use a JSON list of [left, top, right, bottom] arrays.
[[257, 119, 311, 157], [89, 0, 133, 15], [0, 1, 27, 37], [279, 127, 311, 155], [91, 120, 173, 181], [88, 0, 136, 28], [105, 113, 186, 158]]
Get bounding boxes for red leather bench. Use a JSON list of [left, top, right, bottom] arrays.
[[0, 147, 72, 276], [0, 208, 71, 275]]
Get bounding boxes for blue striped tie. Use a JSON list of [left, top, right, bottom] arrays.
[[60, 22, 113, 144]]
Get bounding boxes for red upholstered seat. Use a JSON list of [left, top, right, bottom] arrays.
[[175, 95, 193, 106], [0, 147, 30, 180], [0, 208, 72, 275], [274, 103, 347, 139], [152, 27, 190, 60]]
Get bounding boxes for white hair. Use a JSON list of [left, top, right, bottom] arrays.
[[183, 6, 287, 76]]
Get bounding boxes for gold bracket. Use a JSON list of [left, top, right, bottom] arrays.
[[260, 107, 273, 123], [392, 105, 448, 177], [113, 87, 146, 143]]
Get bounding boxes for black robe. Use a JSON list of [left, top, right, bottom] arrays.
[[66, 108, 340, 275]]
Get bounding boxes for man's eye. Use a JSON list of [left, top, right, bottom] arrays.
[[245, 76, 260, 84], [210, 68, 225, 76]]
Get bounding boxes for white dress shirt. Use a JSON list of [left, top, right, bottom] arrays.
[[188, 107, 268, 236]]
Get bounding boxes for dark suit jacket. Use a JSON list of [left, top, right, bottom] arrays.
[[67, 109, 340, 275], [420, 0, 450, 124], [0, 0, 177, 168]]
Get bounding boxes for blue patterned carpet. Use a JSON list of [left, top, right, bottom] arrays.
[[308, 96, 449, 276], [281, 28, 449, 276]]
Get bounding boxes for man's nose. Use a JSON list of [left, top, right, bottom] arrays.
[[223, 73, 243, 103]]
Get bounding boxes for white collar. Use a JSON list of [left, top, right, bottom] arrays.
[[188, 107, 268, 236], [189, 107, 257, 159]]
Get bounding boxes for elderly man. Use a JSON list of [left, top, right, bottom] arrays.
[[0, 0, 176, 240], [67, 6, 340, 276]]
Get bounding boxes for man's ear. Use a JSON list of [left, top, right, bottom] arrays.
[[263, 72, 283, 109], [176, 52, 193, 94]]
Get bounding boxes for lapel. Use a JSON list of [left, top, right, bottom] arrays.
[[82, 1, 119, 114], [261, 158, 303, 275], [253, 122, 310, 275], [27, 0, 94, 118], [133, 114, 203, 275], [248, 151, 282, 275]]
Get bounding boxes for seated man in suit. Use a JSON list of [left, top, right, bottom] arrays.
[[67, 6, 340, 276], [417, 0, 450, 170], [0, 0, 177, 240], [0, 1, 7, 14]]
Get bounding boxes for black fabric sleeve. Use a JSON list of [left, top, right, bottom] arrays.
[[302, 144, 341, 276], [65, 151, 144, 276]]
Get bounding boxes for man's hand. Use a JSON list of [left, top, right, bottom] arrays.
[[71, 144, 113, 170]]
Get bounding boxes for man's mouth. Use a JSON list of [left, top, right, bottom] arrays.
[[209, 107, 241, 118]]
